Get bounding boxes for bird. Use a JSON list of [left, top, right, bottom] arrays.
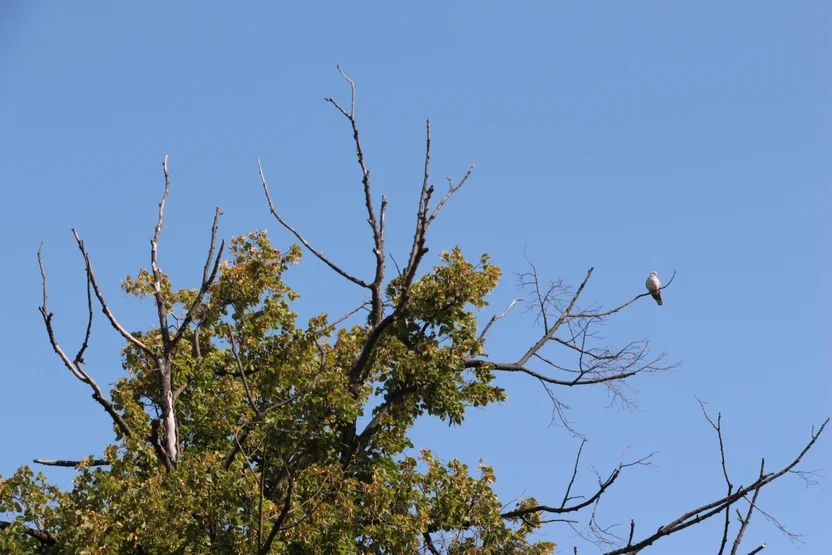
[[645, 271, 663, 306]]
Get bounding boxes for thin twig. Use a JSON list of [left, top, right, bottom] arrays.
[[478, 298, 519, 342]]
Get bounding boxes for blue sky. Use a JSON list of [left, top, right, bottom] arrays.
[[1, 2, 829, 553]]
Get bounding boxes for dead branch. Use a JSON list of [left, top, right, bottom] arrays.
[[730, 459, 765, 555], [469, 264, 678, 425], [324, 65, 387, 325], [602, 418, 828, 555], [698, 398, 734, 555], [326, 112, 473, 469], [562, 439, 588, 509], [259, 156, 369, 289], [168, 206, 225, 355], [328, 300, 372, 330], [568, 270, 677, 321], [33, 458, 110, 467], [502, 453, 655, 520], [71, 230, 154, 357], [517, 267, 594, 366], [429, 162, 475, 224], [740, 496, 802, 543], [151, 155, 172, 347], [478, 298, 519, 343], [466, 359, 645, 387], [346, 117, 473, 390], [37, 245, 133, 438]]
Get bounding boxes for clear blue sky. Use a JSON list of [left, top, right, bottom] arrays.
[[2, 2, 829, 553]]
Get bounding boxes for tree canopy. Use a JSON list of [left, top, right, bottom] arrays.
[[1, 70, 827, 555]]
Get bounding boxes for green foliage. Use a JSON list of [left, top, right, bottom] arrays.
[[1, 232, 554, 553]]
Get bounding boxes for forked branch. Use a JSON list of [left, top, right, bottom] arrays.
[[502, 452, 655, 520], [602, 418, 828, 555], [324, 64, 387, 325], [37, 244, 133, 439], [168, 206, 225, 355]]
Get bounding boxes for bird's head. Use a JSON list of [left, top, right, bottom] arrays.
[[650, 271, 658, 276]]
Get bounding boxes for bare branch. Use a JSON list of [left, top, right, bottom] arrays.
[[478, 298, 519, 343], [469, 264, 678, 419], [466, 359, 642, 387], [730, 459, 765, 555], [500, 469, 620, 518], [428, 162, 475, 224], [748, 544, 766, 554], [740, 496, 802, 543], [168, 207, 225, 354], [328, 300, 371, 330], [37, 245, 133, 438], [71, 230, 154, 357], [562, 439, 588, 509], [33, 458, 110, 467], [150, 155, 172, 347], [323, 65, 387, 325], [74, 265, 94, 365], [568, 270, 677, 321], [517, 267, 594, 366], [344, 117, 475, 392], [697, 398, 734, 555], [502, 452, 655, 520], [603, 418, 829, 555], [258, 157, 369, 289]]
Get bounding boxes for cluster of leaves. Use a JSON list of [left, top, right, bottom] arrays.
[[1, 232, 554, 553]]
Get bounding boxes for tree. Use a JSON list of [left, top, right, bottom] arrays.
[[1, 68, 827, 554]]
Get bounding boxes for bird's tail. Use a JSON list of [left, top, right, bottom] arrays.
[[652, 291, 663, 306]]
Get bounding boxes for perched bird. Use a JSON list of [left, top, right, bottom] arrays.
[[645, 271, 663, 306]]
